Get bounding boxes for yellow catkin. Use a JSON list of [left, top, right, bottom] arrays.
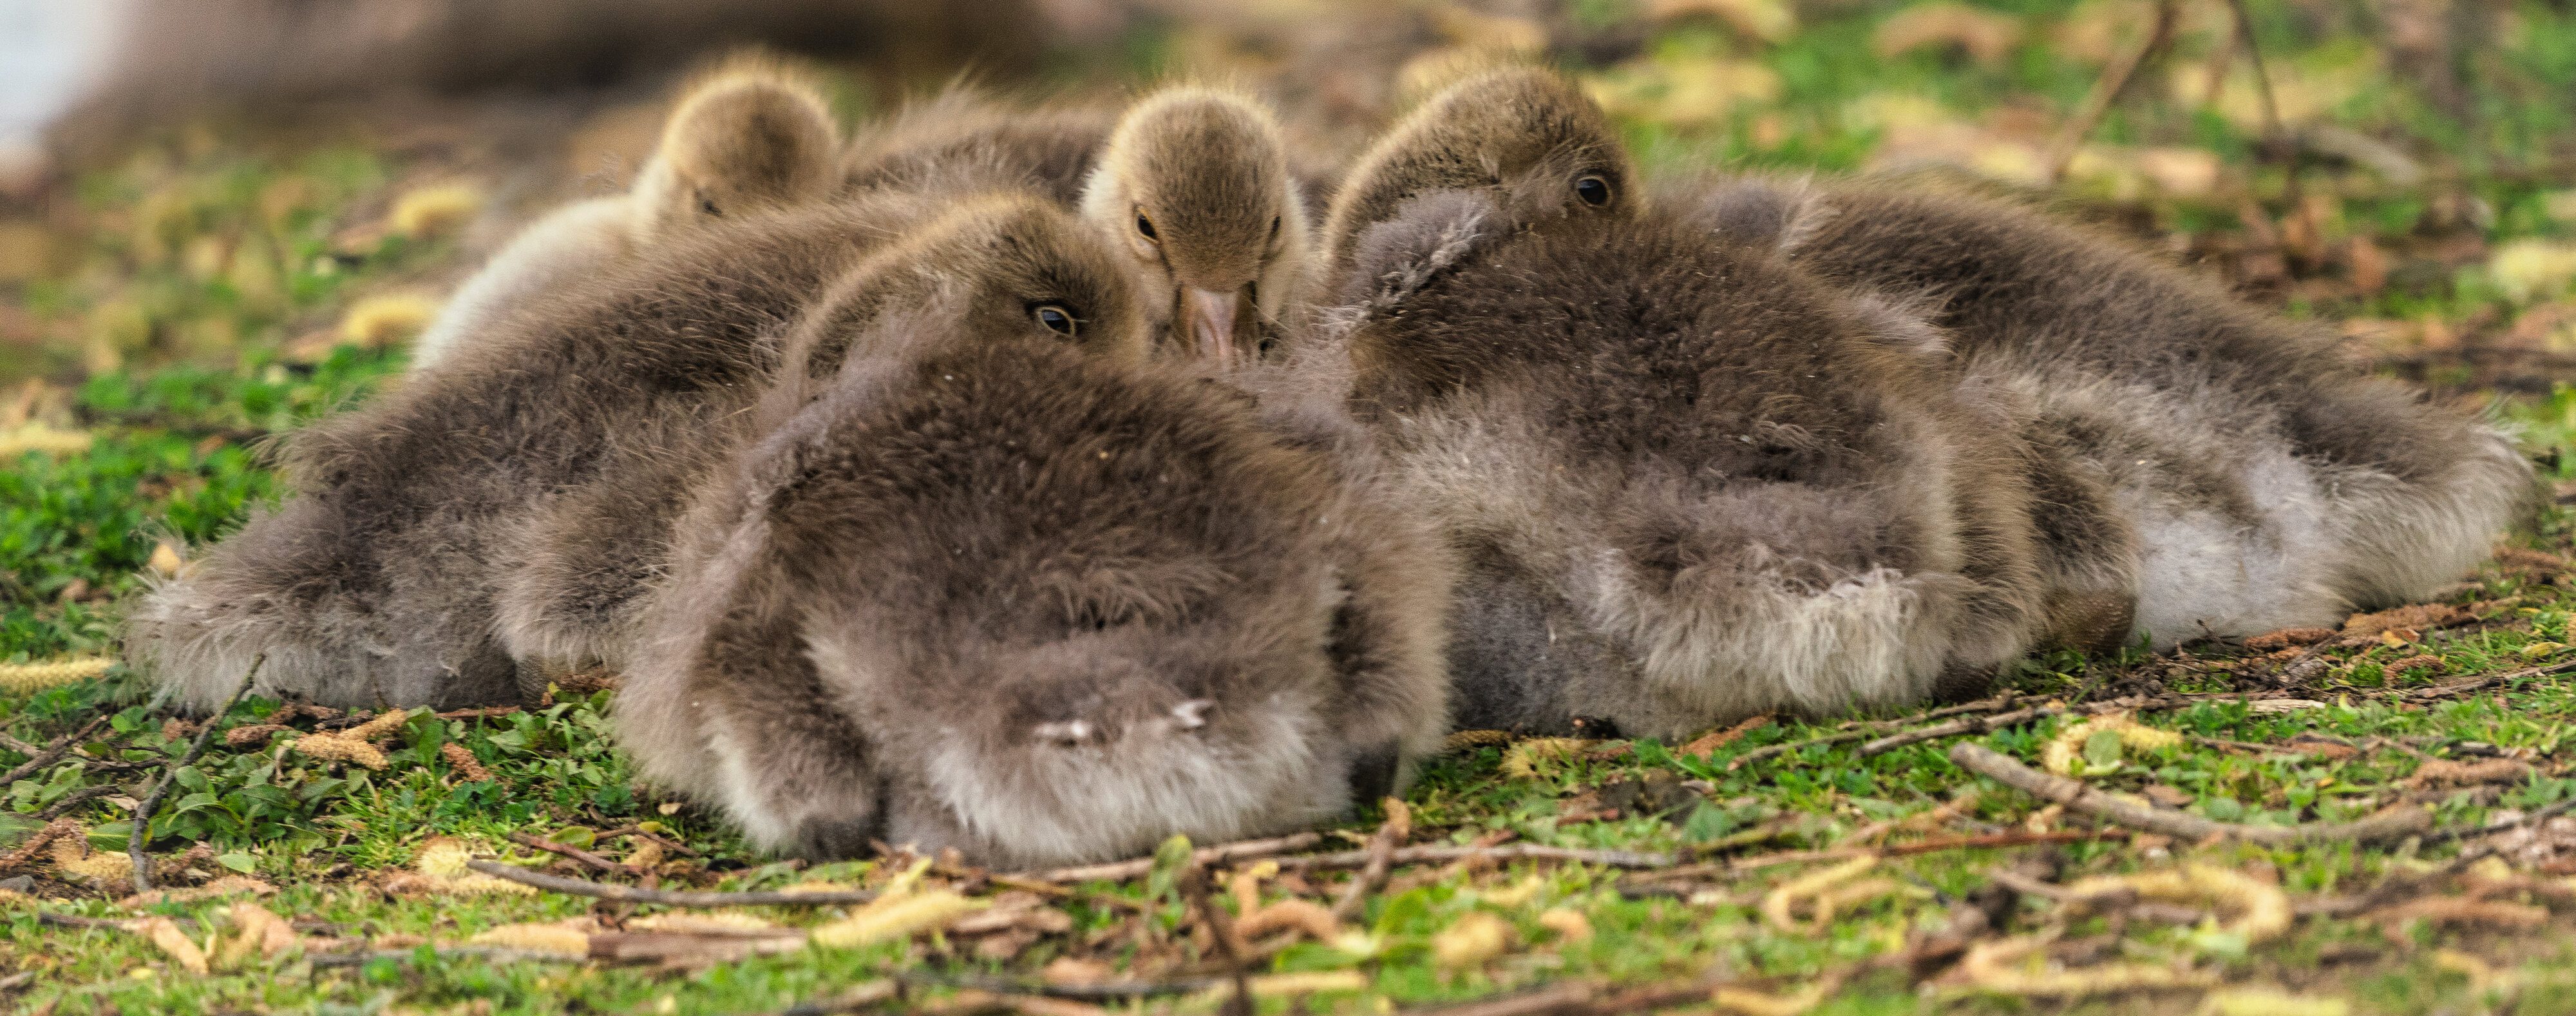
[[808, 890, 987, 949], [338, 294, 440, 349], [341, 707, 411, 742], [1955, 935, 2216, 997], [468, 921, 594, 958], [1761, 856, 1878, 932], [629, 912, 785, 935], [52, 834, 134, 886], [2042, 712, 2183, 776], [1500, 737, 1593, 778], [2065, 864, 2291, 945], [0, 657, 117, 695], [412, 838, 538, 895], [1537, 908, 1593, 943], [1714, 982, 1828, 1016], [147, 543, 184, 577], [1430, 910, 1513, 968], [137, 915, 211, 975], [388, 183, 486, 238], [0, 422, 93, 459], [292, 732, 388, 770], [2197, 988, 2353, 1016]]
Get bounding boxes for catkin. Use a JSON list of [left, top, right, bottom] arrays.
[[0, 657, 117, 695]]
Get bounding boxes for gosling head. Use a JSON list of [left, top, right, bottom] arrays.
[[632, 55, 842, 240], [1321, 65, 1634, 274], [763, 193, 1148, 426], [1078, 86, 1309, 369]]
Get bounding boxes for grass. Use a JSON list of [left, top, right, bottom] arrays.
[[5, 0, 2576, 1012]]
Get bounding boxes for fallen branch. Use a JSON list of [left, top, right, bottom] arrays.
[[1949, 743, 2431, 845], [1860, 705, 2062, 756], [1723, 830, 2123, 873], [463, 860, 878, 906], [1269, 844, 1674, 873], [894, 973, 1222, 1002], [1400, 980, 1601, 1015], [132, 654, 264, 893], [307, 944, 585, 968], [2400, 659, 2576, 703], [0, 716, 108, 787], [1027, 832, 1323, 884], [507, 831, 636, 876], [2044, 0, 2180, 179], [2419, 792, 2576, 846], [1332, 799, 1410, 921]]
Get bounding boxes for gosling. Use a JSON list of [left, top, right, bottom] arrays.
[[408, 53, 840, 370]]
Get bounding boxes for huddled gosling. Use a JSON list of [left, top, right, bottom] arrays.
[[1312, 67, 2050, 738], [615, 313, 1453, 865], [847, 84, 1312, 366], [409, 53, 840, 370], [126, 189, 1135, 713], [1690, 178, 2537, 646]]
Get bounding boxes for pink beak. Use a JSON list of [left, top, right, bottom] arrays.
[[1183, 286, 1247, 368]]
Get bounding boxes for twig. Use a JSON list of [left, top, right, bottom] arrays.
[[463, 860, 878, 905], [1949, 742, 2432, 845], [0, 716, 108, 787], [594, 824, 703, 858], [131, 653, 264, 893], [1727, 729, 1874, 769], [307, 944, 585, 968], [1400, 980, 1601, 1015], [1333, 798, 1410, 921], [0, 818, 82, 873], [1269, 844, 1674, 873], [1026, 832, 1323, 884], [2401, 659, 2576, 702], [1860, 705, 2062, 756], [507, 831, 636, 876], [2419, 792, 2576, 846], [895, 973, 1223, 1002], [2045, 0, 2180, 179], [33, 784, 120, 821], [1180, 865, 1253, 1016], [1725, 830, 2124, 872], [2221, 0, 2282, 146]]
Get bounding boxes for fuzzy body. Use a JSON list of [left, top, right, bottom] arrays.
[[127, 197, 943, 712], [412, 55, 840, 370], [1329, 193, 2046, 738], [617, 333, 1451, 865], [1694, 180, 2536, 646]]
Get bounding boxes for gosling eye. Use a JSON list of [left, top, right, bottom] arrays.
[[1134, 206, 1159, 242], [1267, 215, 1281, 241], [1032, 303, 1079, 336], [1573, 174, 1611, 208], [697, 193, 722, 216]]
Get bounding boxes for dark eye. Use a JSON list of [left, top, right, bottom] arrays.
[[1268, 215, 1281, 240], [1134, 207, 1158, 241], [699, 195, 722, 216], [1573, 175, 1611, 208], [1032, 303, 1078, 336]]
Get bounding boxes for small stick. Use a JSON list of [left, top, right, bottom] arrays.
[[1725, 830, 2123, 873], [1401, 980, 1602, 1015], [1180, 864, 1253, 1016], [131, 654, 264, 893], [1268, 843, 1675, 873], [507, 831, 636, 876], [33, 784, 119, 821], [1332, 798, 1410, 921], [1728, 729, 1874, 769], [593, 824, 703, 858], [463, 859, 878, 905], [0, 818, 84, 873], [307, 944, 585, 968], [895, 973, 1223, 1002], [0, 716, 108, 787], [1949, 742, 2431, 845], [1027, 831, 1324, 884], [2419, 792, 2576, 847], [1860, 705, 2062, 756], [2044, 0, 2180, 179]]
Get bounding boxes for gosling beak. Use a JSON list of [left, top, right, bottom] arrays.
[[1180, 285, 1253, 368]]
